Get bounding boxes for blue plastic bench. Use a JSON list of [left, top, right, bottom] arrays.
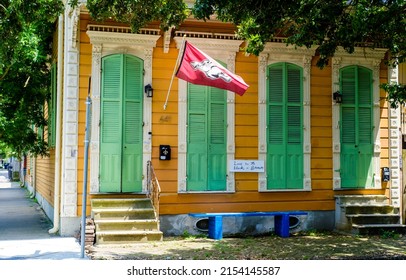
[[189, 211, 307, 239]]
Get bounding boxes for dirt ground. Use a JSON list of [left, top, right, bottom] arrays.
[[86, 231, 406, 260]]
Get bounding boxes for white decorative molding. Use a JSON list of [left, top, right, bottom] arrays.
[[331, 46, 387, 189], [259, 177, 267, 192], [87, 25, 160, 47], [334, 47, 387, 62], [333, 177, 341, 190], [87, 25, 160, 193], [175, 35, 242, 193], [387, 62, 401, 206], [258, 42, 316, 191], [174, 34, 243, 55], [163, 27, 174, 53], [61, 8, 80, 218], [69, 7, 80, 48]]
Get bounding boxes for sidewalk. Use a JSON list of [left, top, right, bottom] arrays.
[[0, 169, 87, 260]]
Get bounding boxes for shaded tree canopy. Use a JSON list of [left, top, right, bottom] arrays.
[[0, 0, 64, 156], [82, 0, 405, 106]]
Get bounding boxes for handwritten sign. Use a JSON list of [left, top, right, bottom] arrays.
[[230, 160, 264, 172]]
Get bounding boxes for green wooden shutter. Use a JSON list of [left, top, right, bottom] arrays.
[[340, 66, 373, 188], [208, 87, 227, 190], [121, 55, 143, 192], [187, 84, 227, 191], [48, 63, 57, 147], [286, 64, 303, 188], [100, 54, 122, 192], [267, 63, 303, 189], [187, 84, 208, 191], [357, 67, 374, 187], [267, 64, 285, 189]]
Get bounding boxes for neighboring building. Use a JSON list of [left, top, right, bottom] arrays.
[[24, 2, 404, 241]]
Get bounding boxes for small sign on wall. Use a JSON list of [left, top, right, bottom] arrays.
[[229, 160, 265, 172]]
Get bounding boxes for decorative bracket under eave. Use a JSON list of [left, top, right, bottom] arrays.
[[163, 27, 174, 53]]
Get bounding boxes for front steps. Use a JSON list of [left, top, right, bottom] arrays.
[[91, 198, 163, 245], [335, 195, 406, 235]]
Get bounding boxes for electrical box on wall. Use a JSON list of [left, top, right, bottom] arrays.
[[382, 167, 390, 182], [159, 145, 171, 160]]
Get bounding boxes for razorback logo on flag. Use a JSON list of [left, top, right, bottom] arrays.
[[175, 41, 249, 96]]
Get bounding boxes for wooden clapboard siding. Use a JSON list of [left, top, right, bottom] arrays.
[[310, 57, 333, 192], [24, 155, 31, 185], [160, 190, 335, 204], [75, 14, 392, 216], [77, 15, 92, 216], [35, 150, 55, 205], [160, 200, 335, 213]]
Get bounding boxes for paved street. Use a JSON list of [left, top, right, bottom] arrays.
[[0, 169, 86, 260]]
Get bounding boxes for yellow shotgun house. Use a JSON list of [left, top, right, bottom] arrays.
[[23, 2, 405, 242]]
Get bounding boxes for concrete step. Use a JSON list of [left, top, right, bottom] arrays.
[[95, 230, 163, 244], [351, 223, 406, 235], [92, 208, 156, 220], [91, 198, 162, 244], [335, 195, 389, 206], [95, 219, 159, 231], [91, 198, 153, 209], [343, 204, 398, 215], [346, 214, 401, 225]]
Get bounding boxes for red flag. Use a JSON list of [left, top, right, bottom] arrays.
[[175, 41, 249, 96]]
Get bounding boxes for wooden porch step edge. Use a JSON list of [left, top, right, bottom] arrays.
[[91, 198, 151, 202], [346, 214, 400, 217], [341, 204, 395, 207], [95, 219, 158, 223], [352, 223, 406, 228], [96, 230, 163, 236], [92, 208, 154, 213]]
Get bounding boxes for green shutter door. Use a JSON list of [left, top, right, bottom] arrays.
[[187, 84, 227, 191], [208, 87, 227, 191], [267, 64, 285, 189], [100, 55, 122, 192], [267, 63, 303, 189], [122, 55, 143, 192], [340, 66, 373, 188], [100, 54, 143, 193], [187, 84, 208, 191], [286, 65, 303, 188]]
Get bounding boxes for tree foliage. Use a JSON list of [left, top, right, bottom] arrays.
[[77, 0, 189, 32], [0, 0, 63, 156], [191, 0, 405, 106], [81, 0, 405, 106], [192, 0, 405, 66]]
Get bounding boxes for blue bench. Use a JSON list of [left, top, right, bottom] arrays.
[[189, 211, 307, 239]]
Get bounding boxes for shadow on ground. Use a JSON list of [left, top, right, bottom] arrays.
[[86, 231, 406, 260]]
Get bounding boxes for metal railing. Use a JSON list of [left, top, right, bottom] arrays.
[[146, 160, 161, 222]]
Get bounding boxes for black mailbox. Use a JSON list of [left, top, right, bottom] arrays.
[[382, 167, 390, 182], [159, 145, 171, 160]]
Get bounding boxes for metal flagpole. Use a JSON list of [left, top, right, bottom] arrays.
[[80, 77, 92, 258], [163, 35, 186, 110]]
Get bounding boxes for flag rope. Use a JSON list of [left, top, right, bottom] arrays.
[[163, 35, 186, 110]]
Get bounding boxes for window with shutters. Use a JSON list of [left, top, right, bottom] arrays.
[[186, 83, 227, 191], [266, 63, 303, 189], [340, 66, 373, 188]]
